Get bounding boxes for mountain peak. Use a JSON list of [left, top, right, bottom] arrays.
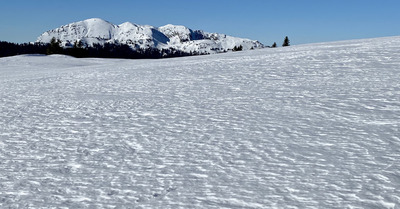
[[119, 22, 139, 28], [160, 24, 189, 29], [83, 18, 108, 23], [81, 18, 115, 28]]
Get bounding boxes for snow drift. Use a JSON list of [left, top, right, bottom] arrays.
[[1, 36, 400, 208]]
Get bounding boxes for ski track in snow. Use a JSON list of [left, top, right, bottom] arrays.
[[1, 37, 400, 208]]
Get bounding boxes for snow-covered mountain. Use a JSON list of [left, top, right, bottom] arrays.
[[36, 18, 264, 54]]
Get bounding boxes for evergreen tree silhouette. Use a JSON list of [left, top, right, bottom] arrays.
[[282, 36, 290, 47], [47, 37, 63, 54]]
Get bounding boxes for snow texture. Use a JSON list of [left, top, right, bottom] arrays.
[[1, 36, 400, 208], [36, 18, 264, 54]]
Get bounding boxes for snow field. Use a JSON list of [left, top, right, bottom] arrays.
[[0, 36, 400, 208]]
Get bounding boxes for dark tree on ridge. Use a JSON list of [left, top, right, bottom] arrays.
[[282, 36, 290, 47]]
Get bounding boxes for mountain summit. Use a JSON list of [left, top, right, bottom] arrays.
[[36, 18, 264, 55]]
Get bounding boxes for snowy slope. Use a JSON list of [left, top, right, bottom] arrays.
[[36, 18, 264, 54], [1, 36, 400, 208], [37, 18, 117, 46]]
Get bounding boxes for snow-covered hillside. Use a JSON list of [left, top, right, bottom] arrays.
[[1, 36, 400, 208], [36, 18, 264, 54]]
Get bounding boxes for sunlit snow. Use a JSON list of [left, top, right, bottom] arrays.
[[36, 18, 264, 54], [1, 36, 399, 208]]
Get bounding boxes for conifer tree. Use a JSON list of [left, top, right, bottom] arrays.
[[232, 45, 243, 51], [71, 40, 87, 57], [47, 37, 62, 54], [271, 42, 277, 48], [282, 36, 290, 47]]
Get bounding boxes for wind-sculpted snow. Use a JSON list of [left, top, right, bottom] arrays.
[[1, 37, 400, 208]]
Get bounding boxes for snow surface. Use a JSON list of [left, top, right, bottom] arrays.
[[1, 36, 400, 208], [36, 18, 264, 54]]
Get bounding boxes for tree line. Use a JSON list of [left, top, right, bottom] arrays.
[[0, 41, 48, 57], [0, 38, 194, 59]]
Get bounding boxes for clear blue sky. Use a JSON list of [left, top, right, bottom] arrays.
[[1, 0, 399, 45]]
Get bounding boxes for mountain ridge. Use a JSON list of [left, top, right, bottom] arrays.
[[36, 18, 264, 55]]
